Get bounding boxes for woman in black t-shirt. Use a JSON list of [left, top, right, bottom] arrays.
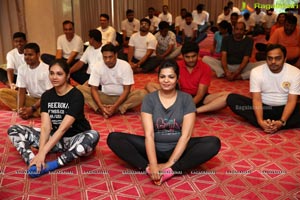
[[107, 59, 221, 185], [7, 59, 99, 178]]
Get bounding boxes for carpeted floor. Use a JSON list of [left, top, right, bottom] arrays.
[[0, 34, 299, 200]]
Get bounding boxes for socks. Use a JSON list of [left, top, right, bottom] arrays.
[[28, 160, 60, 178], [145, 166, 174, 185]]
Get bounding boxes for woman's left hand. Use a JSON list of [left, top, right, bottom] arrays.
[[29, 152, 46, 172]]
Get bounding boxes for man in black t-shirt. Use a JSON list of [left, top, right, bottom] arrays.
[[202, 22, 265, 81]]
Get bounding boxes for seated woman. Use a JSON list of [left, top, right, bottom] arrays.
[[107, 59, 221, 185], [269, 13, 286, 37], [7, 59, 99, 178]]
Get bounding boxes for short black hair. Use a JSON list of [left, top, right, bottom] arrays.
[[100, 13, 109, 20], [266, 44, 287, 59], [219, 20, 230, 29], [140, 18, 151, 26], [13, 32, 26, 40], [101, 43, 117, 54], [243, 12, 250, 19], [285, 14, 297, 25], [89, 29, 102, 42], [181, 41, 199, 55], [227, 1, 233, 6], [185, 12, 193, 18], [148, 7, 155, 11], [181, 8, 187, 12], [24, 43, 40, 53], [219, 20, 232, 34], [196, 4, 204, 11], [224, 6, 230, 11], [126, 9, 134, 15], [231, 12, 239, 18], [158, 21, 169, 30], [63, 20, 74, 27]]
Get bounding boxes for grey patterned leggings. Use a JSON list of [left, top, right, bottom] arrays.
[[7, 125, 99, 166]]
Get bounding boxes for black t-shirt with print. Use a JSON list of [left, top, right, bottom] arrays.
[[41, 87, 91, 137]]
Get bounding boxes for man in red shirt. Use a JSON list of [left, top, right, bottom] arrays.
[[146, 41, 230, 113]]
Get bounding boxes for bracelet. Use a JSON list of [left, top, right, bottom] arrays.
[[279, 119, 286, 126], [31, 105, 37, 112]]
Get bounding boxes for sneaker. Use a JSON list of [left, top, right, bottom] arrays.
[[28, 160, 59, 178]]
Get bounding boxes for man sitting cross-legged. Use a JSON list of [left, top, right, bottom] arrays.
[[0, 43, 52, 119], [77, 44, 147, 118], [227, 44, 300, 134], [202, 22, 265, 81], [0, 32, 27, 89], [146, 41, 230, 114], [125, 18, 163, 73]]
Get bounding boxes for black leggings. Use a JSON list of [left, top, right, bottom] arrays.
[[227, 93, 300, 129], [107, 132, 221, 172]]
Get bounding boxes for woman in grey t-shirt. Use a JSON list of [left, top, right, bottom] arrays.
[[107, 59, 221, 185]]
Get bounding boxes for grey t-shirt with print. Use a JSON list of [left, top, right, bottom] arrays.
[[141, 90, 196, 151]]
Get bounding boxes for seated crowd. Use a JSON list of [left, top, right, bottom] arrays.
[[0, 1, 300, 185]]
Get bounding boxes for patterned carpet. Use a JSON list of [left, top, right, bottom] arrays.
[[0, 35, 300, 199]]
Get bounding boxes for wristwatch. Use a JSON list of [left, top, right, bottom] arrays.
[[279, 119, 286, 126]]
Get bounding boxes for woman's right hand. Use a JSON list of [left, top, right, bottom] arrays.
[[148, 164, 162, 182], [29, 152, 46, 172]]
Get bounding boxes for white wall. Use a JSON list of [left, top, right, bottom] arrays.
[[24, 0, 81, 55]]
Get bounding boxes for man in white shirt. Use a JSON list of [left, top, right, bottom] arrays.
[[263, 8, 277, 40], [175, 8, 187, 43], [217, 6, 231, 24], [230, 12, 239, 29], [251, 7, 266, 36], [0, 43, 52, 119], [182, 12, 207, 44], [158, 5, 172, 26], [121, 9, 140, 47], [146, 7, 161, 34], [251, 7, 266, 25], [227, 1, 241, 15], [192, 4, 210, 33], [127, 18, 162, 73], [70, 29, 103, 85], [41, 20, 83, 67], [227, 44, 300, 134], [238, 12, 255, 35], [78, 44, 147, 118], [0, 32, 27, 89], [97, 14, 118, 46]]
